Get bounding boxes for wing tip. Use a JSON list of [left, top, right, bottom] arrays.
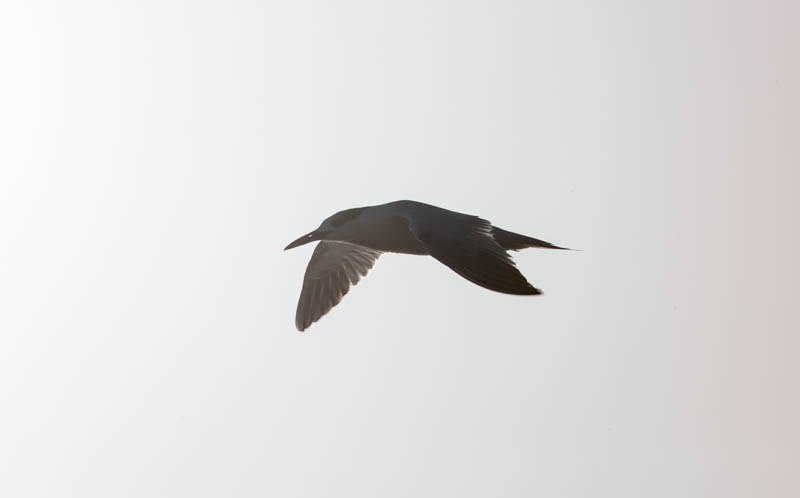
[[509, 282, 542, 295], [526, 285, 543, 295]]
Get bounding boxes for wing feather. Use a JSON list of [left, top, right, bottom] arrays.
[[295, 241, 381, 331], [407, 213, 541, 295]]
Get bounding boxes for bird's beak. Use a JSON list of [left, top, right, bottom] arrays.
[[284, 230, 324, 250]]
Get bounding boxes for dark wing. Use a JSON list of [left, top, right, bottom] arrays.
[[295, 241, 382, 331], [407, 213, 541, 295]]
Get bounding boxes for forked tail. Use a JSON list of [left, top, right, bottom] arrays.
[[491, 227, 570, 251]]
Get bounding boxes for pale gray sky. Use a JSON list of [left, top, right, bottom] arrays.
[[1, 1, 797, 497]]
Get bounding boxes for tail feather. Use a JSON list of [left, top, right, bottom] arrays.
[[491, 227, 569, 251]]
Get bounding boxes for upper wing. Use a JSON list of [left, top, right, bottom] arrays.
[[407, 213, 541, 295], [295, 241, 382, 331]]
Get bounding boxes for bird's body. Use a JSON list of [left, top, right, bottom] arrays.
[[284, 200, 568, 331]]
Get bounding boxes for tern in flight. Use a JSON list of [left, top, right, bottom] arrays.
[[284, 200, 569, 331]]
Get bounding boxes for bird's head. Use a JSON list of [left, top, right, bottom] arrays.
[[284, 207, 367, 250]]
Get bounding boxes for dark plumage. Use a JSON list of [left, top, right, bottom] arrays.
[[284, 200, 569, 331]]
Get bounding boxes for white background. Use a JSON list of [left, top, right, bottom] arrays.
[[1, 1, 797, 497]]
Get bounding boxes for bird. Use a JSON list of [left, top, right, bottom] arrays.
[[284, 200, 569, 331]]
